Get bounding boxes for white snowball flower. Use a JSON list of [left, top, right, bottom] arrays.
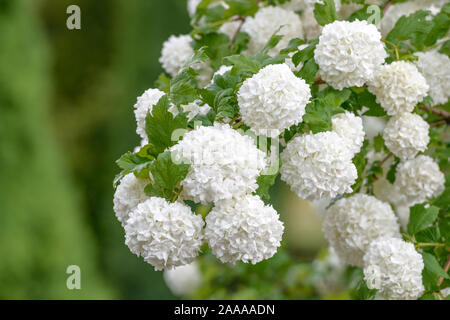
[[363, 237, 424, 300], [373, 177, 408, 208], [205, 195, 284, 264], [394, 155, 445, 206], [125, 197, 204, 271], [187, 0, 202, 18], [169, 101, 211, 121], [301, 7, 323, 40], [280, 0, 308, 11], [323, 194, 401, 267], [415, 51, 450, 106], [315, 20, 387, 90], [362, 116, 386, 140], [242, 6, 304, 56], [280, 131, 357, 201], [331, 111, 365, 156], [113, 173, 149, 226], [134, 88, 165, 140], [160, 34, 194, 77], [163, 261, 202, 296], [170, 123, 267, 204], [237, 63, 311, 137], [383, 113, 430, 160], [368, 61, 429, 116]]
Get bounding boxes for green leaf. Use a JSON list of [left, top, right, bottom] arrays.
[[144, 151, 190, 201], [422, 251, 450, 280], [296, 59, 319, 85], [223, 54, 260, 74], [145, 95, 188, 155], [386, 157, 400, 183], [291, 39, 318, 67], [116, 152, 152, 178], [255, 160, 280, 201], [440, 40, 450, 57], [314, 0, 338, 26], [386, 10, 434, 52], [358, 90, 387, 117], [318, 87, 352, 108], [407, 204, 440, 235], [373, 135, 385, 153], [302, 99, 344, 133], [351, 140, 369, 193], [280, 38, 305, 54], [155, 73, 171, 93], [192, 32, 231, 70], [354, 279, 377, 300], [424, 6, 450, 47]]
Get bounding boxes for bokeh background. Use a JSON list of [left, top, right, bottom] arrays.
[[0, 0, 334, 299]]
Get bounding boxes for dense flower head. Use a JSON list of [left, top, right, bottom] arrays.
[[134, 88, 165, 140], [237, 64, 311, 137], [280, 131, 357, 201], [187, 0, 202, 18], [170, 123, 267, 204], [163, 261, 202, 296], [394, 155, 445, 206], [331, 111, 365, 156], [323, 194, 401, 267], [368, 61, 429, 116], [383, 113, 430, 160], [159, 34, 194, 77], [242, 6, 304, 56], [314, 20, 387, 90], [205, 195, 284, 264], [363, 237, 425, 300], [125, 197, 204, 271], [415, 50, 450, 106], [113, 173, 149, 226]]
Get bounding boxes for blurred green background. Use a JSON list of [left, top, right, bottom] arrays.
[[0, 0, 328, 299]]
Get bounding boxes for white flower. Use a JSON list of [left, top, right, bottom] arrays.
[[363, 237, 424, 300], [373, 177, 408, 208], [113, 173, 149, 226], [362, 116, 386, 140], [332, 111, 365, 156], [170, 123, 267, 204], [368, 61, 429, 116], [205, 195, 284, 264], [383, 113, 430, 160], [169, 101, 211, 121], [242, 6, 304, 56], [187, 0, 202, 18], [280, 0, 308, 11], [125, 197, 204, 271], [160, 34, 194, 77], [323, 194, 401, 267], [163, 261, 202, 296], [134, 88, 165, 140], [315, 20, 387, 90], [394, 155, 445, 206], [237, 63, 311, 137], [280, 131, 357, 201], [415, 51, 450, 106]]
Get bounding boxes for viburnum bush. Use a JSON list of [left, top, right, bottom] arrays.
[[113, 0, 450, 300]]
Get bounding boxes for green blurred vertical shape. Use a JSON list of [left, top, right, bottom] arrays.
[[94, 0, 191, 299], [0, 0, 113, 298]]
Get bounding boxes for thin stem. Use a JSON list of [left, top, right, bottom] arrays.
[[419, 105, 450, 120], [416, 242, 445, 248], [383, 1, 392, 14], [313, 77, 326, 85], [379, 152, 393, 167], [228, 17, 245, 50], [382, 39, 400, 60], [439, 254, 450, 286]]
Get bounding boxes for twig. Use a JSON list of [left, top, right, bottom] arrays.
[[228, 17, 245, 50], [430, 119, 449, 128], [379, 152, 393, 167], [439, 254, 450, 286], [419, 105, 450, 120], [313, 77, 326, 85], [383, 1, 392, 14]]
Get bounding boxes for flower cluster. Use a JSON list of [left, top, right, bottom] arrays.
[[112, 0, 449, 300]]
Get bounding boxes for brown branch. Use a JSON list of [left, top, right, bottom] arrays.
[[430, 119, 449, 128], [228, 17, 245, 50], [420, 105, 450, 120], [313, 77, 326, 85], [439, 254, 450, 286], [383, 1, 392, 14], [379, 152, 393, 167]]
